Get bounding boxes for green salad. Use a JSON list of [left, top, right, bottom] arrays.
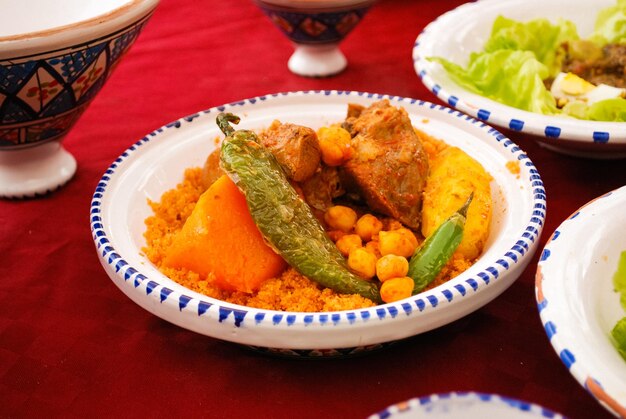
[[612, 250, 626, 361], [430, 0, 626, 122]]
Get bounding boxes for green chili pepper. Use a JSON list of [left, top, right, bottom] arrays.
[[408, 193, 473, 294], [216, 113, 382, 303]]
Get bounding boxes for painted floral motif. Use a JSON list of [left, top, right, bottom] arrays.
[[336, 12, 360, 35], [300, 17, 327, 37], [270, 14, 293, 34], [26, 80, 60, 102], [72, 59, 105, 101]]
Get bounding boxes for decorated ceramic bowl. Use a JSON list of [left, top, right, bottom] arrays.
[[370, 392, 563, 418], [0, 0, 159, 198], [91, 90, 546, 358], [413, 0, 626, 159], [254, 0, 376, 77], [536, 186, 626, 416]]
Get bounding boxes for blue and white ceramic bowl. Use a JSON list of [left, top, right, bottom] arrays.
[[370, 392, 563, 418], [254, 0, 375, 77], [536, 186, 626, 417], [91, 90, 546, 357], [0, 0, 159, 197], [413, 0, 626, 159]]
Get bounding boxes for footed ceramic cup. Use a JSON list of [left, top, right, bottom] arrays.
[[0, 0, 159, 198], [254, 0, 376, 77]]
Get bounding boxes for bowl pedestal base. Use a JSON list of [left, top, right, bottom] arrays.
[[0, 141, 77, 198], [288, 44, 347, 77]]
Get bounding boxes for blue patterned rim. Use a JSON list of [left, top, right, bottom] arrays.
[[90, 90, 546, 354], [370, 392, 564, 418], [536, 187, 626, 416]]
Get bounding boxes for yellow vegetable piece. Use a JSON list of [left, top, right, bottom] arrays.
[[421, 147, 492, 261]]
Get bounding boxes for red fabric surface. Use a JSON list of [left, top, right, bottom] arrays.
[[1, 0, 625, 417]]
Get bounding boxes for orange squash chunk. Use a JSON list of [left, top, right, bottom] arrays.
[[164, 175, 286, 293]]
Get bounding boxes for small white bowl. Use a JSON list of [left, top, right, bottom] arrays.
[[413, 0, 626, 159], [0, 0, 159, 197], [536, 186, 626, 417], [370, 392, 563, 419], [91, 90, 546, 357]]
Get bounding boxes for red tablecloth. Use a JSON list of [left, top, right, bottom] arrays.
[[2, 0, 625, 417]]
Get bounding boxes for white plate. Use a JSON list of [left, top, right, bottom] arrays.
[[413, 0, 626, 159], [370, 392, 563, 419], [90, 90, 546, 356], [536, 186, 626, 416]]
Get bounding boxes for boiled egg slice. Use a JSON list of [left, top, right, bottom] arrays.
[[551, 72, 625, 106]]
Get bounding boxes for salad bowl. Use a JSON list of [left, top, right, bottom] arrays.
[[536, 186, 626, 416], [413, 0, 626, 159], [91, 90, 546, 357]]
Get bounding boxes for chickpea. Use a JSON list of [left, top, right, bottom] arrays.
[[380, 277, 414, 303], [317, 126, 352, 167], [327, 230, 346, 242], [318, 138, 344, 166], [336, 234, 362, 257], [379, 229, 418, 258], [364, 241, 381, 259], [324, 205, 357, 233], [354, 214, 383, 241], [376, 254, 409, 282], [348, 248, 377, 279], [396, 228, 419, 249]]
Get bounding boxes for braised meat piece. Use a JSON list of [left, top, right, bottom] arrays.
[[300, 165, 345, 212], [201, 120, 321, 190], [259, 120, 321, 182], [561, 41, 626, 88], [339, 100, 429, 229]]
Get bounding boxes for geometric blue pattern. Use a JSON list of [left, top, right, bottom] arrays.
[[0, 13, 153, 147], [370, 392, 564, 419]]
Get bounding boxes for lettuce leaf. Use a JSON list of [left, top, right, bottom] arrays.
[[484, 16, 579, 76], [429, 51, 558, 115], [590, 0, 626, 44], [614, 250, 626, 309], [561, 98, 626, 122], [612, 317, 626, 361], [429, 5, 626, 122], [612, 251, 626, 361]]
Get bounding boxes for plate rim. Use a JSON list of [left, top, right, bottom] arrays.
[[369, 391, 564, 418]]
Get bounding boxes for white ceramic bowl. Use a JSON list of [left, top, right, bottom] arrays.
[[91, 90, 546, 357], [413, 0, 626, 159], [369, 392, 563, 419], [536, 186, 626, 417], [0, 0, 159, 198]]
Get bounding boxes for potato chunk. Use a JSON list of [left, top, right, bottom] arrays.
[[421, 147, 492, 260]]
